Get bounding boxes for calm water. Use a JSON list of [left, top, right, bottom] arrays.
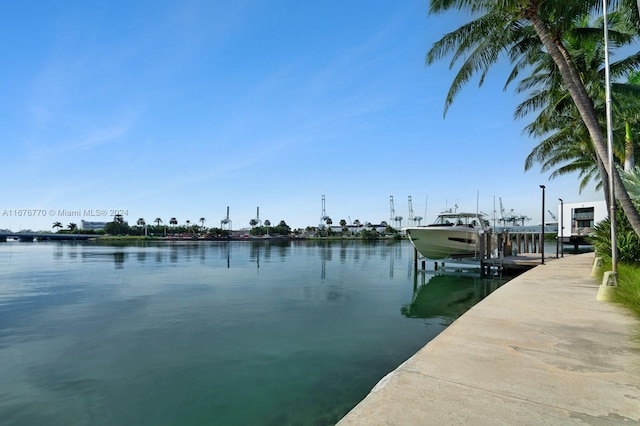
[[0, 240, 505, 425]]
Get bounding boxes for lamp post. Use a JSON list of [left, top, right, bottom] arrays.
[[558, 198, 564, 258], [602, 0, 617, 276], [540, 185, 545, 264], [597, 0, 618, 300]]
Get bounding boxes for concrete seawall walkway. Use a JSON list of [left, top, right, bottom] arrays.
[[337, 253, 640, 425]]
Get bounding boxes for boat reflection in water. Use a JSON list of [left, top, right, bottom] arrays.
[[401, 271, 506, 322]]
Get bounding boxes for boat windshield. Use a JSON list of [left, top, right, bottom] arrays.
[[432, 214, 480, 227]]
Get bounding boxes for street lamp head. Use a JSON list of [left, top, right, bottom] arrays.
[[540, 185, 546, 189], [558, 198, 563, 203]]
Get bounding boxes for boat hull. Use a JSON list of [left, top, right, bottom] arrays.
[[405, 226, 480, 260]]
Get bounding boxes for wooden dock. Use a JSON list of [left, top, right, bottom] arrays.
[[480, 253, 549, 277]]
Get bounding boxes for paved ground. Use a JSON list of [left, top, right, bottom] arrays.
[[337, 253, 640, 425]]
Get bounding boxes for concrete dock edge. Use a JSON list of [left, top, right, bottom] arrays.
[[337, 253, 640, 425]]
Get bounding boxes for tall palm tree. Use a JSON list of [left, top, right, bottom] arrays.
[[52, 221, 63, 233], [136, 218, 146, 237], [518, 16, 608, 190], [199, 217, 206, 230], [264, 219, 271, 236], [518, 13, 640, 199], [68, 223, 78, 232], [426, 0, 640, 236], [169, 217, 178, 227], [154, 217, 164, 236], [618, 70, 640, 170]]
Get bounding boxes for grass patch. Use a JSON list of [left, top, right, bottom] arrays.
[[598, 258, 640, 318]]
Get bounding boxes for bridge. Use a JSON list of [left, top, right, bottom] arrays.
[[0, 232, 100, 242]]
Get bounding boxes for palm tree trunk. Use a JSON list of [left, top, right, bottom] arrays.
[[625, 121, 635, 171], [595, 153, 612, 211], [527, 8, 640, 237]]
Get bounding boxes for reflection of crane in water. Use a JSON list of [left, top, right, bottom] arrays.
[[249, 241, 261, 269]]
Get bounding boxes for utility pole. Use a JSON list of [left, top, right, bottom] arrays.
[[540, 185, 545, 265]]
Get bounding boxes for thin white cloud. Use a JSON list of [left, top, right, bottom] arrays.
[[71, 121, 133, 150]]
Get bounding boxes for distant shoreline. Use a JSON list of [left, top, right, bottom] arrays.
[[95, 235, 402, 242]]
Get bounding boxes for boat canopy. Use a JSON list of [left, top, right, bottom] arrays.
[[431, 212, 486, 228]]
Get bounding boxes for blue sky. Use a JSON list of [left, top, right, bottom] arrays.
[[1, 0, 603, 232]]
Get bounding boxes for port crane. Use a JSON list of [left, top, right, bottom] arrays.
[[320, 195, 331, 227], [390, 196, 403, 229], [498, 197, 530, 226], [220, 206, 232, 231], [407, 196, 423, 226]]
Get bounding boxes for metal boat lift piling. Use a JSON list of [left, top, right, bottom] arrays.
[[482, 229, 552, 277]]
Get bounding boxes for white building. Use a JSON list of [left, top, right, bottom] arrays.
[[81, 220, 108, 231], [558, 200, 607, 239]]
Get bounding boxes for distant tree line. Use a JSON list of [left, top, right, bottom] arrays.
[[51, 215, 406, 239]]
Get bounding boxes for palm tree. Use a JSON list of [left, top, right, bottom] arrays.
[[249, 219, 258, 229], [52, 221, 63, 233], [426, 0, 640, 236], [618, 70, 640, 171], [114, 214, 124, 224], [519, 34, 605, 192], [154, 217, 164, 236], [169, 217, 178, 227], [264, 219, 271, 236], [519, 14, 640, 196], [353, 219, 361, 235], [199, 217, 206, 230], [68, 223, 78, 232], [136, 218, 147, 236]]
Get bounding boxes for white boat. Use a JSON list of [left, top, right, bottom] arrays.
[[405, 211, 488, 260]]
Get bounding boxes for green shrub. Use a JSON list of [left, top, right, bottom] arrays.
[[589, 206, 640, 265]]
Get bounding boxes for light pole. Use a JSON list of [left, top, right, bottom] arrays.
[[596, 0, 618, 301], [603, 0, 617, 277], [558, 198, 564, 258], [540, 185, 545, 264]]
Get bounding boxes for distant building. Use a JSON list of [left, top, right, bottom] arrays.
[[558, 200, 607, 238], [81, 220, 107, 231]]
